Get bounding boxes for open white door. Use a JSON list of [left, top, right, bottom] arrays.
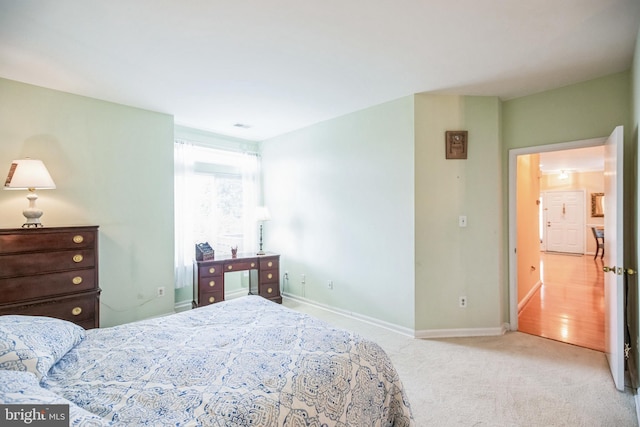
[[604, 125, 624, 391]]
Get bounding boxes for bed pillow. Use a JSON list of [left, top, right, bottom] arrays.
[[0, 315, 85, 379], [0, 370, 111, 426]]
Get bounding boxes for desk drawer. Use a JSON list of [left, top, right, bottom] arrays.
[[0, 270, 97, 303], [224, 260, 257, 272], [259, 270, 278, 284], [199, 290, 224, 306], [0, 292, 99, 329], [259, 257, 279, 270], [259, 283, 280, 299], [0, 250, 95, 278], [198, 264, 224, 278], [0, 230, 96, 254], [201, 276, 222, 290]]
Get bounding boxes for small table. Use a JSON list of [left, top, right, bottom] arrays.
[[192, 252, 281, 307]]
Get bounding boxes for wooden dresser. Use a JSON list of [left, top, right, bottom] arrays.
[[0, 226, 100, 329], [193, 253, 281, 307]]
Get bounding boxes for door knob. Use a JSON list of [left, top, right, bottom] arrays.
[[603, 266, 616, 273]]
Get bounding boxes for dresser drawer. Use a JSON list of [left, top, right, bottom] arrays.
[[0, 229, 96, 254], [0, 249, 95, 278], [0, 292, 99, 329], [0, 270, 97, 304]]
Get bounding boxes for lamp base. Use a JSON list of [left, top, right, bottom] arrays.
[[257, 250, 266, 255], [22, 223, 43, 228], [22, 191, 44, 228]]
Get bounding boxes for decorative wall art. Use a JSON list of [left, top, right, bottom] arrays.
[[591, 192, 604, 217], [445, 131, 468, 159]]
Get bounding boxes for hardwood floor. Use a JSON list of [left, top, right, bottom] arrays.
[[518, 252, 605, 352]]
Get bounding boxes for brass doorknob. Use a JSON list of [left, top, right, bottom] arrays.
[[603, 266, 616, 273]]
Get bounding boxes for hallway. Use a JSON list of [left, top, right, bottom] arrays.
[[518, 252, 605, 352]]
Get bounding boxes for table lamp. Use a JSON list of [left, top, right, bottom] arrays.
[[255, 206, 271, 255], [4, 159, 56, 228]]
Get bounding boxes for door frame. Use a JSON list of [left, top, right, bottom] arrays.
[[508, 136, 606, 330]]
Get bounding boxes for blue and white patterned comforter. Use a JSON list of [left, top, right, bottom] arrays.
[[42, 296, 414, 426]]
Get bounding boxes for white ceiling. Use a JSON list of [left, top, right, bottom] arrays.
[[0, 1, 638, 141], [539, 145, 604, 174]]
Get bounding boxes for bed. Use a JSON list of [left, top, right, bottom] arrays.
[[0, 295, 414, 426]]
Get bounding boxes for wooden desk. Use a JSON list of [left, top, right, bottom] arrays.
[[192, 252, 281, 307]]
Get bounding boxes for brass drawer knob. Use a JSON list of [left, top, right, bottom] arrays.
[[71, 307, 82, 316], [267, 273, 273, 279], [209, 296, 215, 303], [267, 287, 273, 294], [73, 254, 83, 263], [72, 276, 83, 285], [227, 265, 233, 270], [73, 235, 84, 244], [268, 261, 273, 267], [209, 280, 215, 287], [209, 267, 216, 274]]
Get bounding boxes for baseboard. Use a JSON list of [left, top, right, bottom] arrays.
[[635, 393, 640, 427], [518, 280, 542, 313], [174, 300, 192, 313], [282, 293, 415, 337], [414, 324, 508, 339], [225, 289, 250, 300], [282, 293, 509, 339]]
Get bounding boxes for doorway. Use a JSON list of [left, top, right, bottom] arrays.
[[509, 137, 606, 349]]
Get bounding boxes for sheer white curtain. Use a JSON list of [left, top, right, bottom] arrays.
[[241, 152, 260, 252], [174, 140, 195, 289]]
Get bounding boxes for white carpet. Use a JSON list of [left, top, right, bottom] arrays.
[[283, 299, 637, 426]]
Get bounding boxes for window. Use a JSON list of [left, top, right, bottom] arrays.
[[192, 172, 243, 253], [174, 141, 260, 290]]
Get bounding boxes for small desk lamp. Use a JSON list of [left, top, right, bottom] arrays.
[[255, 206, 271, 255], [4, 159, 56, 228]]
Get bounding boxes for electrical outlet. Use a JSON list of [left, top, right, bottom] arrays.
[[301, 274, 306, 284], [459, 215, 467, 227], [157, 287, 165, 297], [328, 280, 333, 290], [459, 296, 467, 308], [284, 271, 289, 280]]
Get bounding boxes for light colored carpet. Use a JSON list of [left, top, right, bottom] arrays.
[[283, 298, 637, 427]]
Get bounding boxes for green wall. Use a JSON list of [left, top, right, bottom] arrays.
[[414, 95, 503, 333], [261, 97, 416, 331], [0, 78, 175, 327], [502, 72, 631, 148]]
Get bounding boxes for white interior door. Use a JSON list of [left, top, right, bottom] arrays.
[[604, 125, 624, 391], [544, 190, 585, 254]]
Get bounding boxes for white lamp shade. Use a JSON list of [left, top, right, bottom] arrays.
[[255, 206, 271, 221], [4, 159, 56, 190]]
